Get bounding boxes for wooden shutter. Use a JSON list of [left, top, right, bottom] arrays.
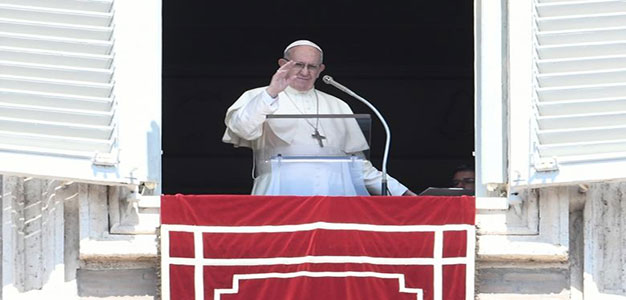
[[0, 0, 161, 186], [509, 0, 626, 188]]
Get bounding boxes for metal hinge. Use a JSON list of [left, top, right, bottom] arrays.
[[534, 157, 558, 172], [92, 150, 119, 167]]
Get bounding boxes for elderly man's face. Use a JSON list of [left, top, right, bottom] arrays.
[[282, 45, 325, 91]]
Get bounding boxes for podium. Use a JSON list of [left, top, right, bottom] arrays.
[[256, 114, 372, 196], [267, 155, 369, 196]]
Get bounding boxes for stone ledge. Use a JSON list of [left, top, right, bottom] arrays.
[[137, 195, 161, 208], [478, 235, 568, 262], [80, 234, 158, 269], [110, 223, 159, 235], [476, 197, 509, 210]]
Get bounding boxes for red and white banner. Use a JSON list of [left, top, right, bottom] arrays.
[[161, 195, 475, 300]]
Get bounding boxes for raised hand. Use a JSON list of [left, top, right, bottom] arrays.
[[266, 60, 298, 98]]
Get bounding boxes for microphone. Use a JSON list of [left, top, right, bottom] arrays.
[[321, 75, 333, 85], [322, 75, 392, 196]]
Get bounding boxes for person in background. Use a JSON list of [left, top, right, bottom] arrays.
[[451, 164, 475, 191]]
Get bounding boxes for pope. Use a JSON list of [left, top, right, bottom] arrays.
[[223, 40, 416, 196]]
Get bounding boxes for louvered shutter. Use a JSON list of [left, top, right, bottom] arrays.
[[0, 0, 161, 186], [509, 0, 626, 188]]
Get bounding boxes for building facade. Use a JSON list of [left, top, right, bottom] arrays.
[[2, 0, 626, 299]]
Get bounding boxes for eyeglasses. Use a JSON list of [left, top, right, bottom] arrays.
[[287, 60, 322, 72], [451, 178, 475, 186]]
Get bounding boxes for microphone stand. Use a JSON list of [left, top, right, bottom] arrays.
[[322, 75, 391, 195]]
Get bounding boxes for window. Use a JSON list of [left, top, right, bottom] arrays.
[[0, 0, 161, 187], [512, 0, 626, 189], [477, 0, 626, 195]]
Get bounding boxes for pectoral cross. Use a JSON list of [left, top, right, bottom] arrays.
[[312, 129, 326, 147]]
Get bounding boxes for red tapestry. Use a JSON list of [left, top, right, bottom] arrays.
[[161, 195, 475, 300]]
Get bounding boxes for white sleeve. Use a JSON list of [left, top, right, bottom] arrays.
[[361, 160, 409, 196], [226, 90, 279, 140]]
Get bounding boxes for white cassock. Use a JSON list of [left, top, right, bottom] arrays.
[[222, 86, 409, 196]]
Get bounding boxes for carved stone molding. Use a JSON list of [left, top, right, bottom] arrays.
[[477, 186, 579, 262]]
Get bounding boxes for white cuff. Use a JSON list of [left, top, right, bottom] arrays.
[[262, 89, 279, 107]]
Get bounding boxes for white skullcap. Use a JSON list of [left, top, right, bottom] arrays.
[[283, 40, 323, 56]]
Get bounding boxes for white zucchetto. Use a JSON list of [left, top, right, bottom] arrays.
[[283, 40, 323, 56]]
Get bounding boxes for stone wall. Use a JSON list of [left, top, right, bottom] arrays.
[[477, 183, 626, 299], [2, 176, 69, 296], [1, 175, 157, 299], [583, 183, 626, 298]]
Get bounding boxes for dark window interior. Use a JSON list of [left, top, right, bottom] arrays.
[[162, 1, 474, 194]]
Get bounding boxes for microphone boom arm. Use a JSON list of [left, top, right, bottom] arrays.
[[322, 75, 391, 195]]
